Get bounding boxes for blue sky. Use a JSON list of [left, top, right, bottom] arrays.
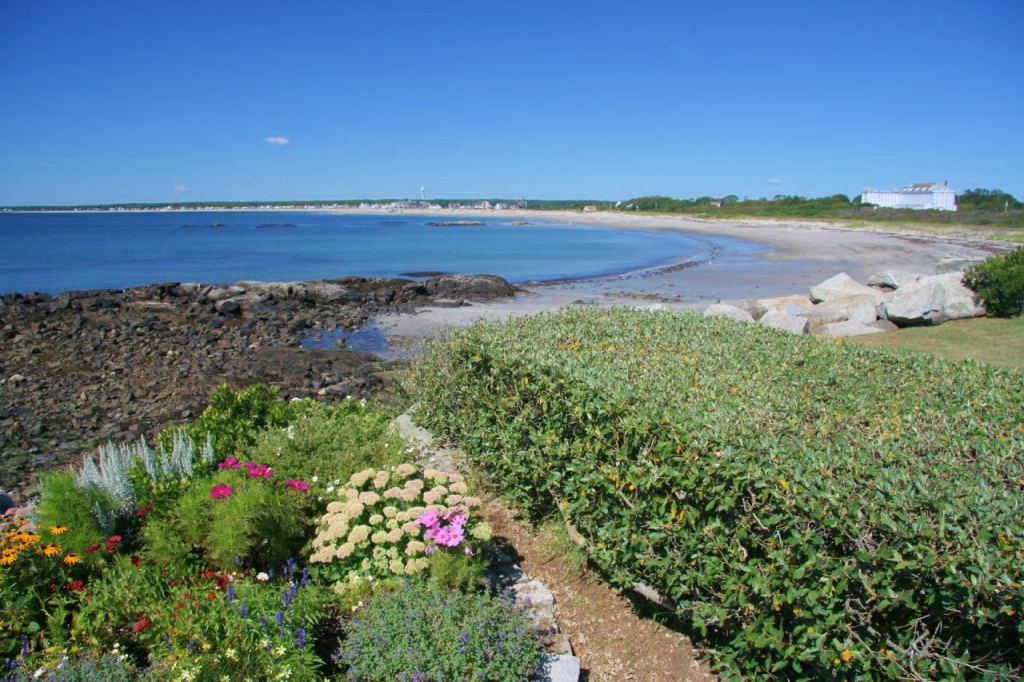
[[1, 0, 1021, 205]]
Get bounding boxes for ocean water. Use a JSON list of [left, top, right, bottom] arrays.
[[0, 211, 710, 295]]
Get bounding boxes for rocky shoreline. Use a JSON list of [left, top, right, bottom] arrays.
[[0, 274, 517, 501]]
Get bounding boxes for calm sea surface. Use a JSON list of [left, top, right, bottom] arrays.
[[0, 212, 710, 295]]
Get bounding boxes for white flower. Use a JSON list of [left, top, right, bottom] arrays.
[[311, 476, 319, 483], [256, 572, 269, 582]]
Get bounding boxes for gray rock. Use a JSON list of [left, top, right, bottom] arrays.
[[936, 256, 986, 274], [882, 282, 946, 326], [757, 294, 815, 313], [869, 319, 900, 332], [818, 320, 887, 338], [703, 303, 754, 323], [535, 654, 581, 682], [759, 311, 809, 334], [921, 272, 986, 320], [728, 298, 770, 320], [207, 286, 246, 301], [800, 305, 849, 332], [800, 294, 880, 332], [514, 580, 555, 609], [809, 272, 887, 305], [866, 271, 924, 290]]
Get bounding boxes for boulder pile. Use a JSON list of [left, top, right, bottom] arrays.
[[704, 256, 987, 338]]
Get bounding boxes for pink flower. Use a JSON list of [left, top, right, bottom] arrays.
[[210, 484, 233, 499], [285, 479, 309, 491], [245, 462, 272, 478], [218, 456, 241, 470], [418, 509, 440, 527]]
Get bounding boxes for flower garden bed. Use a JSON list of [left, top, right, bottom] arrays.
[[1, 385, 545, 681]]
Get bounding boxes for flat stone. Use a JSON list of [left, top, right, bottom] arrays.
[[757, 294, 815, 313], [800, 294, 879, 332], [809, 272, 886, 305], [536, 653, 581, 682], [703, 303, 754, 323], [759, 311, 809, 334], [514, 580, 555, 609]]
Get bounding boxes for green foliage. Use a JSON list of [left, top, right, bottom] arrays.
[[337, 580, 543, 681], [145, 469, 307, 572], [73, 558, 327, 681], [426, 548, 487, 593], [965, 247, 1024, 318], [959, 188, 1024, 212], [248, 400, 405, 499], [409, 307, 1024, 680], [178, 384, 315, 458], [33, 473, 121, 559]]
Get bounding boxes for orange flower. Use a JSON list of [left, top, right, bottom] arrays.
[[841, 649, 853, 662], [41, 544, 61, 557], [62, 553, 81, 565], [49, 526, 69, 536], [0, 553, 17, 565]]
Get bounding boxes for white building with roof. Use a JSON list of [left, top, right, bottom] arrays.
[[862, 182, 957, 211]]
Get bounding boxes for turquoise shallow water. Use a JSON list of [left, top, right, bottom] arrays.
[[0, 211, 710, 295]]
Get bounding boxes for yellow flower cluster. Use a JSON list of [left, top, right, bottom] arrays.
[[309, 464, 480, 580], [1, 517, 75, 566]]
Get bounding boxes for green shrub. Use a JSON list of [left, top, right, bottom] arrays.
[[175, 384, 316, 458], [248, 400, 405, 497], [143, 467, 307, 572], [966, 247, 1024, 317], [33, 472, 122, 562], [337, 581, 543, 681], [409, 308, 1024, 680]]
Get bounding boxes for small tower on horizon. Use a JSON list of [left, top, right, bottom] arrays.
[[420, 187, 425, 201]]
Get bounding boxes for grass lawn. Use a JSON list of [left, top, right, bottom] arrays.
[[849, 316, 1024, 370]]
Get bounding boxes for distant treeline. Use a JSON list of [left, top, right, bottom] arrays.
[[618, 188, 1024, 228], [4, 191, 1021, 228]]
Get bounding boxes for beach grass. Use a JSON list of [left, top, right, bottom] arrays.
[[848, 315, 1024, 370]]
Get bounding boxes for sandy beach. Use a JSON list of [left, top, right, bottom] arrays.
[[367, 210, 1007, 342]]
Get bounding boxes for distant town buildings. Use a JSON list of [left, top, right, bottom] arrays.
[[862, 182, 957, 212]]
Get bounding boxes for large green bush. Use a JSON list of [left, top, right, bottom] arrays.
[[409, 308, 1024, 680], [966, 247, 1024, 318]]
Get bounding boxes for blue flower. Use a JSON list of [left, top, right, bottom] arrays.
[[296, 628, 306, 648]]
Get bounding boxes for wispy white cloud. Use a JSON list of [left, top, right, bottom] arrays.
[[265, 136, 290, 146], [765, 178, 783, 185], [173, 185, 188, 192]]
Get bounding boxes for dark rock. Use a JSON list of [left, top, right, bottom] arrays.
[[216, 299, 241, 316]]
